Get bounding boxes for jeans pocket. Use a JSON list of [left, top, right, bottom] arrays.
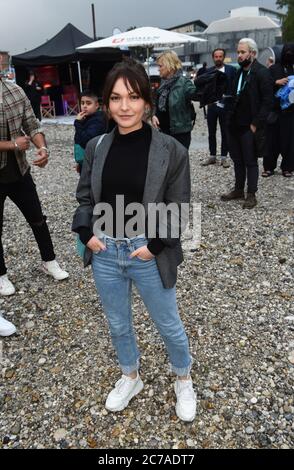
[[92, 249, 101, 255], [136, 255, 154, 262], [133, 237, 148, 251]]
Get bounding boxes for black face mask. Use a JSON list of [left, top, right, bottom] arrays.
[[239, 58, 252, 68]]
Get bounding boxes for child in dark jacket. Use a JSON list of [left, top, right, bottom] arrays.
[[74, 91, 107, 173]]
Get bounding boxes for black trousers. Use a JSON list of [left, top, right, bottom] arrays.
[[227, 127, 259, 193], [207, 103, 228, 157], [0, 171, 55, 275], [30, 100, 41, 121], [264, 112, 294, 172], [171, 132, 191, 150]]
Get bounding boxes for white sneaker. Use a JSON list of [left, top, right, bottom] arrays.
[[0, 274, 16, 296], [42, 260, 69, 281], [0, 315, 16, 337], [105, 374, 144, 412], [174, 378, 197, 422]]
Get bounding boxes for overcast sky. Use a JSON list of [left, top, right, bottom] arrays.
[[1, 0, 282, 54]]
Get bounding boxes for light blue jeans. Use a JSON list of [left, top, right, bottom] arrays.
[[91, 235, 192, 376]]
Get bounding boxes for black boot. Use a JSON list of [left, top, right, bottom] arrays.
[[221, 189, 245, 201], [242, 193, 257, 209]]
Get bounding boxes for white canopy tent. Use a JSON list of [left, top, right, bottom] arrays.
[[78, 26, 206, 74]]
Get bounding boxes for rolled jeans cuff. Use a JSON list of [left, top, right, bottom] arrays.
[[170, 355, 193, 376], [119, 358, 140, 375]]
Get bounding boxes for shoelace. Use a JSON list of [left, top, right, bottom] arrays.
[[115, 376, 135, 395], [177, 381, 194, 400]]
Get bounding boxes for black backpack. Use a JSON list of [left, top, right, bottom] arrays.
[[194, 69, 227, 108]]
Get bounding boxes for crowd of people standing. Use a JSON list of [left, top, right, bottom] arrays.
[[199, 39, 294, 209]]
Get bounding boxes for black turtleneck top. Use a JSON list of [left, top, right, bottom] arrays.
[[78, 122, 165, 255]]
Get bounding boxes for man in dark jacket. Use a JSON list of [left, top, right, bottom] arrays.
[[201, 48, 237, 168], [263, 43, 294, 177], [221, 38, 273, 209], [197, 62, 207, 77]]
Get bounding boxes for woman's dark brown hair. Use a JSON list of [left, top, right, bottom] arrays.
[[102, 58, 153, 114]]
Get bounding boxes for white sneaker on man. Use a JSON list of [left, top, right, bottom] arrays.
[[174, 377, 197, 422], [0, 274, 16, 296], [105, 374, 144, 412], [0, 315, 16, 337], [42, 260, 69, 281]]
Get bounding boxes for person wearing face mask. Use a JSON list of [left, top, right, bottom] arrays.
[[263, 43, 294, 178], [222, 38, 273, 209]]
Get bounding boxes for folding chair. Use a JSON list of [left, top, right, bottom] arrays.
[[40, 95, 56, 119], [62, 93, 80, 116]]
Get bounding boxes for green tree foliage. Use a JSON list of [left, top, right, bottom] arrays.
[[276, 0, 294, 41]]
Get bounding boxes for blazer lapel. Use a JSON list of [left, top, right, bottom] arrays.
[[91, 126, 169, 207], [246, 60, 258, 86], [142, 128, 169, 207]]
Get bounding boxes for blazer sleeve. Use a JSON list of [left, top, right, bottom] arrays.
[[252, 67, 274, 127], [159, 141, 191, 248], [72, 137, 98, 233]]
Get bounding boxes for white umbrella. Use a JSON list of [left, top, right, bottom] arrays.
[[78, 26, 206, 74]]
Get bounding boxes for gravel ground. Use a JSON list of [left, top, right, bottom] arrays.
[[0, 107, 293, 449]]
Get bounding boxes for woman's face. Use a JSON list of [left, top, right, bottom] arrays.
[[108, 77, 147, 134], [157, 60, 171, 79]]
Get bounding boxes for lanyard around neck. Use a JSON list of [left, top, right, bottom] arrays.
[[237, 70, 250, 95]]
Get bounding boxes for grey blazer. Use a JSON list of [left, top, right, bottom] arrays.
[[72, 125, 191, 288]]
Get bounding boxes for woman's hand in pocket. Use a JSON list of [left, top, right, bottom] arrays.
[[130, 245, 155, 261], [87, 236, 106, 253]]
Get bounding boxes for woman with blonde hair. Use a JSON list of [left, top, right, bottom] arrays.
[[152, 51, 197, 149]]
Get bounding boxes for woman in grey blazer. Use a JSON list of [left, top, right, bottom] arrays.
[[72, 59, 196, 422]]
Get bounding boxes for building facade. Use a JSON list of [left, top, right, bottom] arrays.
[[168, 20, 207, 34], [181, 7, 283, 66]]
